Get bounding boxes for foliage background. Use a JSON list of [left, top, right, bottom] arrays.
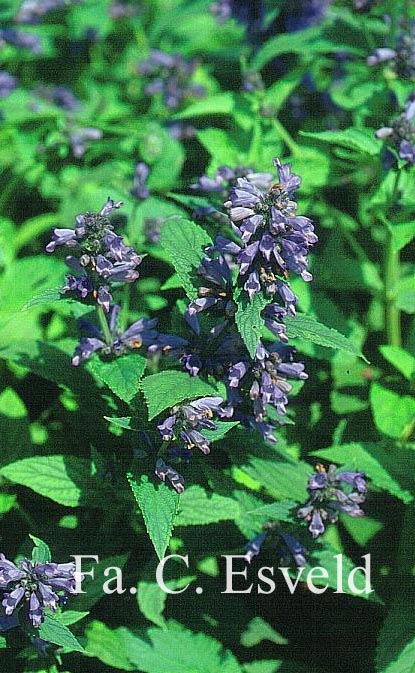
[[0, 0, 415, 672]]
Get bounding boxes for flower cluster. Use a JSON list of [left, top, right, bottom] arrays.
[[0, 71, 17, 99], [46, 198, 141, 311], [368, 23, 415, 79], [282, 0, 331, 32], [375, 93, 415, 166], [131, 162, 150, 200], [221, 158, 317, 305], [297, 464, 367, 538], [0, 28, 41, 54], [243, 530, 308, 567], [0, 555, 79, 627], [158, 397, 223, 456], [138, 50, 205, 109], [15, 0, 82, 24], [33, 85, 80, 111]]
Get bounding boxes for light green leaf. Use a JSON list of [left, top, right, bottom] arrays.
[[241, 617, 288, 647], [128, 474, 179, 560], [379, 346, 415, 381], [201, 420, 240, 442], [173, 92, 235, 119], [395, 275, 415, 314], [245, 500, 297, 522], [241, 458, 310, 502], [389, 221, 415, 253], [0, 493, 16, 515], [30, 535, 51, 564], [22, 287, 63, 310], [85, 620, 135, 670], [285, 314, 368, 361], [0, 455, 106, 507], [137, 576, 195, 628], [58, 610, 89, 626], [88, 353, 147, 403], [370, 383, 415, 439], [300, 127, 381, 156], [175, 485, 240, 526], [0, 636, 6, 649], [39, 614, 84, 653], [312, 442, 414, 503], [141, 370, 218, 420], [236, 292, 270, 358], [160, 218, 212, 300]]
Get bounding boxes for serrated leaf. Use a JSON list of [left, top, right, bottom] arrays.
[[300, 128, 381, 156], [104, 416, 133, 430], [370, 383, 415, 439], [241, 458, 311, 502], [160, 219, 212, 299], [285, 314, 368, 362], [30, 535, 51, 564], [201, 421, 240, 442], [128, 474, 179, 560], [236, 292, 270, 358], [39, 614, 84, 653], [175, 485, 240, 526], [388, 221, 415, 253], [312, 442, 414, 504], [141, 371, 218, 420], [58, 610, 89, 626], [0, 455, 105, 507], [122, 621, 242, 673], [88, 353, 147, 403], [85, 620, 135, 670], [245, 500, 297, 521], [22, 287, 63, 310]]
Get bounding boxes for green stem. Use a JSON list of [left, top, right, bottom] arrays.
[[385, 232, 401, 347], [97, 305, 113, 346], [272, 118, 300, 157], [384, 170, 402, 347]]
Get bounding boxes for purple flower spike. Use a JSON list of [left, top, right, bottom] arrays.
[[157, 397, 223, 458], [298, 464, 367, 539], [0, 552, 81, 628]]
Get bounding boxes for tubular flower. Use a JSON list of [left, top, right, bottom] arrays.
[[375, 93, 415, 167], [221, 158, 317, 306], [297, 464, 367, 538], [368, 23, 415, 79], [46, 198, 141, 311], [155, 458, 185, 493], [0, 555, 80, 628], [157, 397, 223, 455], [138, 50, 205, 109]]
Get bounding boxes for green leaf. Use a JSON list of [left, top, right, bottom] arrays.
[[370, 383, 415, 439], [121, 621, 242, 673], [201, 420, 240, 442], [236, 292, 270, 358], [252, 26, 323, 69], [241, 458, 310, 502], [300, 128, 381, 156], [128, 474, 179, 560], [285, 314, 369, 362], [0, 493, 16, 515], [88, 353, 147, 403], [39, 614, 84, 653], [395, 275, 415, 314], [0, 455, 106, 507], [58, 610, 89, 626], [173, 92, 235, 119], [85, 620, 135, 670], [389, 221, 415, 253], [245, 500, 297, 522], [137, 576, 195, 628], [312, 442, 414, 504], [104, 416, 133, 430], [379, 345, 415, 381], [160, 218, 212, 300], [240, 617, 287, 647], [72, 555, 129, 611], [141, 371, 218, 420], [341, 515, 383, 546], [29, 535, 51, 564], [0, 636, 6, 649], [175, 485, 240, 526], [378, 634, 415, 673], [22, 287, 63, 310]]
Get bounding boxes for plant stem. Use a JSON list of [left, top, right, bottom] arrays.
[[385, 231, 401, 347], [273, 118, 300, 157], [97, 305, 113, 346], [384, 170, 402, 347]]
